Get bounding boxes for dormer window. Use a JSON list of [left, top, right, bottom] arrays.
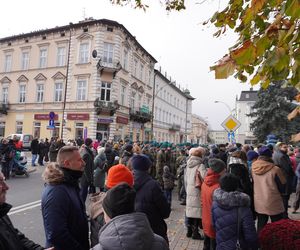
[[245, 94, 249, 98]]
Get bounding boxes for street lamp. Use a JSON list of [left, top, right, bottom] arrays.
[[214, 100, 232, 114]]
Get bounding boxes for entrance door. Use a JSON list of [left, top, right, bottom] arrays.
[[96, 123, 109, 141]]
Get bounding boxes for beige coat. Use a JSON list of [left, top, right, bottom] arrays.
[[185, 156, 207, 218], [252, 157, 286, 216]]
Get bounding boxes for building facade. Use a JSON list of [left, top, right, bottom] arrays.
[[208, 130, 228, 144], [235, 88, 258, 144], [0, 18, 156, 141], [189, 114, 208, 144], [152, 69, 194, 143]]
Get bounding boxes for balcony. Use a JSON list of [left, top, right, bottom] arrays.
[[94, 99, 120, 116], [129, 106, 152, 124], [169, 123, 181, 131], [0, 103, 8, 115], [96, 58, 122, 78]]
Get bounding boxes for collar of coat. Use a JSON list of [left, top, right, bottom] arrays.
[[213, 188, 250, 209], [0, 203, 12, 218]]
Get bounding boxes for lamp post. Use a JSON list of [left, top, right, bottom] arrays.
[[214, 100, 232, 114]]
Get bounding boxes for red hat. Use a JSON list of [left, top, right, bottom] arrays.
[[106, 164, 134, 189]]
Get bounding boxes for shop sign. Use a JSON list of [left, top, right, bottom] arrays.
[[67, 113, 89, 120], [133, 122, 142, 129], [98, 118, 113, 124], [116, 116, 128, 124], [34, 114, 58, 120]]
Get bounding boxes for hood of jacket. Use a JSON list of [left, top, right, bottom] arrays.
[[133, 170, 152, 191], [252, 157, 274, 175], [98, 212, 156, 250], [204, 168, 220, 187], [213, 188, 250, 209], [187, 155, 202, 168]]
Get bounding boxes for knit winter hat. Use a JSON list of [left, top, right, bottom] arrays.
[[208, 158, 226, 173], [131, 154, 152, 171], [124, 144, 133, 152], [102, 183, 136, 219], [84, 138, 93, 147], [220, 173, 239, 192], [106, 164, 134, 189], [247, 150, 259, 161], [259, 219, 300, 250], [258, 146, 272, 158]]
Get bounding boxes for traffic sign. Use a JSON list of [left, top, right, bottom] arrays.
[[49, 111, 55, 120], [221, 115, 241, 132]]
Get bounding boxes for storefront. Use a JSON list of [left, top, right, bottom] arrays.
[[115, 116, 129, 141], [66, 113, 89, 139], [96, 118, 113, 141], [34, 113, 59, 139]]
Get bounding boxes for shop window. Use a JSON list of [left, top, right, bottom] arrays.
[[33, 122, 41, 138], [53, 122, 60, 138], [0, 122, 5, 137], [96, 123, 109, 141], [16, 121, 23, 134], [75, 123, 84, 139]]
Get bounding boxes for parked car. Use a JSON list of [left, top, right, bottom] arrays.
[[6, 134, 33, 150]]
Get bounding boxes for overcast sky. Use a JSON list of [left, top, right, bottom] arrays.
[[1, 0, 256, 129]]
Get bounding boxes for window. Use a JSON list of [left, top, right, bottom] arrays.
[[147, 97, 151, 105], [53, 122, 60, 138], [21, 52, 29, 70], [131, 91, 136, 108], [57, 47, 66, 66], [75, 123, 84, 139], [39, 48, 47, 68], [0, 122, 5, 137], [4, 54, 12, 72], [103, 43, 113, 64], [123, 49, 128, 70], [33, 122, 41, 138], [120, 85, 126, 105], [140, 64, 144, 81], [77, 79, 87, 101], [36, 83, 44, 102], [2, 87, 8, 104], [19, 85, 26, 103], [148, 70, 152, 85], [100, 82, 111, 101], [138, 94, 142, 108], [134, 59, 138, 77], [79, 42, 89, 63], [54, 82, 63, 102], [16, 121, 23, 134]]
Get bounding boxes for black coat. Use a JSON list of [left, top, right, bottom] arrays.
[[134, 170, 171, 241], [0, 203, 44, 250], [31, 139, 39, 154], [42, 168, 89, 250], [80, 145, 95, 185]]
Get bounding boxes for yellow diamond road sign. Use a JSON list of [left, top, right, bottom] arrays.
[[221, 115, 241, 132]]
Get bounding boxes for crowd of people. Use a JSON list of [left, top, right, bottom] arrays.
[[1, 137, 300, 249]]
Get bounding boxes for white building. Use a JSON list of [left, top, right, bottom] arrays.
[[152, 69, 194, 143], [235, 88, 258, 144], [208, 130, 228, 144], [190, 114, 208, 144]]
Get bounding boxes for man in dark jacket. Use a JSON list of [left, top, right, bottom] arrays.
[[79, 138, 95, 203], [31, 138, 39, 166], [132, 154, 171, 243], [41, 146, 89, 250], [0, 172, 50, 250], [273, 142, 295, 218]]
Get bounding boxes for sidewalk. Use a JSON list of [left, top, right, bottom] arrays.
[[166, 192, 300, 250], [167, 196, 204, 249]]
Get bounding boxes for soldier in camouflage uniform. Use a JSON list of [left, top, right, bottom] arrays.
[[176, 149, 187, 201], [156, 145, 167, 187]]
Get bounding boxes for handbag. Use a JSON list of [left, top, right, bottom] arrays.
[[89, 192, 106, 219], [195, 168, 203, 189], [236, 207, 242, 250]]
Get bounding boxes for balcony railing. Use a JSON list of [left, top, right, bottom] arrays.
[[169, 123, 181, 131], [96, 58, 122, 78], [129, 107, 152, 124], [94, 99, 120, 116], [0, 103, 8, 115]]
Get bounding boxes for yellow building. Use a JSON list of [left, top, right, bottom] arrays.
[[0, 18, 156, 141]]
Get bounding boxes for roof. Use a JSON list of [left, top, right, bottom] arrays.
[[154, 69, 195, 100], [0, 18, 157, 63], [238, 90, 258, 102]]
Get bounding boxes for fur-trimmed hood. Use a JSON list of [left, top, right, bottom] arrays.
[[42, 163, 64, 184], [213, 188, 250, 209], [187, 155, 202, 168]]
